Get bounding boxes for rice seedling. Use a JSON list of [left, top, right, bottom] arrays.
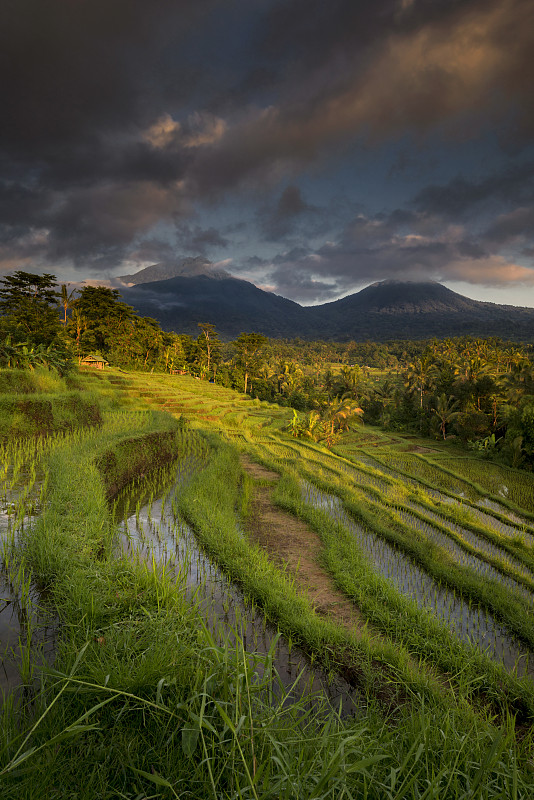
[[394, 505, 534, 603], [112, 447, 358, 712], [4, 367, 534, 796], [438, 457, 534, 514], [299, 479, 534, 680]]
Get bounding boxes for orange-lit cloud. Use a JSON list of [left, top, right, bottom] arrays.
[[445, 257, 534, 286]]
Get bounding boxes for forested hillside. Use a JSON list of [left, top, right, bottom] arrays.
[[1, 270, 534, 470], [119, 274, 534, 341]]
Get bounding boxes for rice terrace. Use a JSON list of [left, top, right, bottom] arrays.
[[1, 330, 534, 797], [4, 0, 534, 795]]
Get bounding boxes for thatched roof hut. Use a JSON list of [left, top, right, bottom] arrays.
[[80, 354, 109, 369]]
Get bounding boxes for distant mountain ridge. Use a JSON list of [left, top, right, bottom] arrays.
[[118, 256, 231, 285], [333, 280, 484, 313], [118, 270, 534, 341], [121, 273, 313, 339]]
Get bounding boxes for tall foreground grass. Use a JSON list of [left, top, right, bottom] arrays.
[[1, 374, 533, 796], [0, 434, 531, 798]]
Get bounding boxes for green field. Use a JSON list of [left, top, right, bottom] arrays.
[[2, 367, 534, 798]]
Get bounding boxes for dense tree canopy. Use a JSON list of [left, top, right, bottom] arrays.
[[0, 271, 62, 346], [233, 332, 268, 393], [1, 269, 534, 469]]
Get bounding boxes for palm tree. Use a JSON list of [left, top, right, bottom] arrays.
[[339, 365, 362, 392], [372, 379, 398, 427], [404, 354, 435, 410], [279, 361, 303, 395], [60, 284, 78, 325], [431, 394, 461, 439], [68, 306, 88, 360], [321, 395, 363, 439], [503, 359, 534, 404]]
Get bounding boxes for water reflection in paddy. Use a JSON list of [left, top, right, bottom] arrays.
[[113, 459, 361, 717], [328, 456, 534, 590], [300, 480, 534, 681], [353, 453, 534, 538], [0, 489, 56, 699]]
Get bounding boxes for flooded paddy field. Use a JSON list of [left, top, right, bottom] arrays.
[[300, 480, 534, 679], [4, 370, 534, 797], [0, 478, 55, 699], [96, 384, 534, 701], [262, 437, 534, 598], [316, 446, 534, 589], [113, 458, 361, 716], [357, 450, 534, 533]]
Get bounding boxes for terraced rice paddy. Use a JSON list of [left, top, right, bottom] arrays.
[[296, 451, 534, 595], [404, 504, 534, 586], [0, 460, 54, 697], [394, 506, 534, 601], [113, 461, 358, 714], [4, 369, 534, 796], [341, 449, 534, 554], [300, 480, 534, 677], [438, 458, 534, 514], [0, 408, 180, 698], [100, 373, 534, 690], [263, 439, 534, 600]]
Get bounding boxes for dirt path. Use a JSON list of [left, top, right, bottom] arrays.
[[241, 455, 371, 637], [240, 455, 460, 707]]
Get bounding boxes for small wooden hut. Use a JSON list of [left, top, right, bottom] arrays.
[[80, 354, 109, 370]]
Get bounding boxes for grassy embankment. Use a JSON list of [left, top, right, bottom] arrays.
[[97, 372, 534, 690], [1, 367, 534, 797]]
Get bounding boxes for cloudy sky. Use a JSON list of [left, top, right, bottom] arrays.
[[2, 0, 534, 306]]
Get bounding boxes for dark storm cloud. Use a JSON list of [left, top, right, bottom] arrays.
[[414, 162, 534, 219], [257, 185, 316, 240], [267, 260, 340, 303], [186, 0, 534, 200], [126, 240, 177, 266], [1, 0, 533, 282], [0, 0, 217, 157], [43, 181, 191, 267], [0, 0, 219, 270], [175, 225, 230, 255], [483, 207, 534, 246], [0, 182, 49, 227], [257, 0, 534, 137], [262, 207, 534, 303], [41, 141, 191, 190]]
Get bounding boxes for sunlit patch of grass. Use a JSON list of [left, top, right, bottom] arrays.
[[3, 369, 534, 796]]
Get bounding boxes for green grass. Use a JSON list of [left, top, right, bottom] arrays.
[[2, 367, 534, 797], [436, 457, 534, 515]]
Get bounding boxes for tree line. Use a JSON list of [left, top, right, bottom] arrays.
[[1, 270, 533, 468]]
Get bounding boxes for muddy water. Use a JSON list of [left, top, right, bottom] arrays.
[[301, 481, 534, 681], [113, 461, 361, 717]]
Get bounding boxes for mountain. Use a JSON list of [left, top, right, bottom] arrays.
[[120, 274, 316, 339], [118, 256, 230, 285], [119, 271, 534, 341], [322, 280, 534, 340], [328, 280, 483, 314]]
